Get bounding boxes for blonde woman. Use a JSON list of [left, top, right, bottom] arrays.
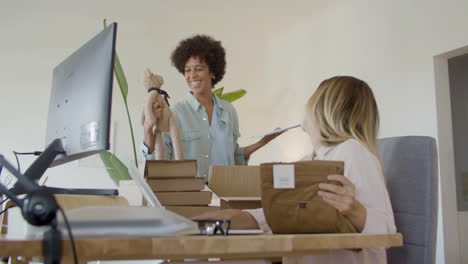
[[194, 76, 396, 264]]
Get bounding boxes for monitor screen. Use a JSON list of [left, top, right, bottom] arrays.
[[45, 23, 117, 167]]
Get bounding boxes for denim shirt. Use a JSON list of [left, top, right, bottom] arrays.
[[209, 95, 231, 166], [142, 92, 247, 181]]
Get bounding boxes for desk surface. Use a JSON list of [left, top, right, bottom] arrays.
[[1, 233, 402, 261]]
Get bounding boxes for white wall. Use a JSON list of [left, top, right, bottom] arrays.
[[2, 0, 468, 263], [0, 0, 310, 187]]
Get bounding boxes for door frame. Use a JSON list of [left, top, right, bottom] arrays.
[[434, 45, 468, 264]]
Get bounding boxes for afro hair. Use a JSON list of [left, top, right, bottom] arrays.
[[171, 35, 226, 86]]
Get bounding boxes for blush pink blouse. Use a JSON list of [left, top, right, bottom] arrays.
[[246, 139, 396, 264]]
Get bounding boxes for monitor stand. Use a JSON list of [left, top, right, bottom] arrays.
[[9, 139, 118, 196]]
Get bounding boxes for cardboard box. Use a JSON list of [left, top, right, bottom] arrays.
[[209, 166, 261, 197], [220, 197, 262, 210], [166, 206, 220, 218], [55, 194, 129, 209], [145, 160, 197, 178], [155, 191, 212, 206], [209, 166, 262, 210], [5, 194, 129, 237], [147, 178, 205, 192]]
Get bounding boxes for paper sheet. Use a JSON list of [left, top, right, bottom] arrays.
[[250, 124, 301, 139]]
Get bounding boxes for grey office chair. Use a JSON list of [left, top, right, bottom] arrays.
[[377, 136, 438, 264]]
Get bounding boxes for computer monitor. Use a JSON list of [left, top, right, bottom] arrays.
[[9, 23, 118, 195], [46, 23, 116, 167]]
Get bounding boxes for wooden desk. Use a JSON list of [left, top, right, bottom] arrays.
[[0, 233, 402, 263]]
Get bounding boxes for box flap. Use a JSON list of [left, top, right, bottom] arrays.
[[208, 166, 261, 197]]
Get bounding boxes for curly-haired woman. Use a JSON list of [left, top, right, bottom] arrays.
[[142, 35, 281, 181]]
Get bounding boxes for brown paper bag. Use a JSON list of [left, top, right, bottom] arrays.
[[260, 161, 357, 234]]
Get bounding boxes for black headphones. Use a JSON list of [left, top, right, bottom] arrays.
[[0, 155, 62, 264], [21, 189, 59, 226]]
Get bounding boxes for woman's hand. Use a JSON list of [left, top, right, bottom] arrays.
[[142, 98, 164, 154], [317, 174, 367, 232], [152, 100, 163, 119], [191, 209, 259, 230], [244, 128, 285, 160], [258, 127, 285, 146], [143, 122, 155, 154]]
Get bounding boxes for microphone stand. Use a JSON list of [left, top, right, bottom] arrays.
[[0, 154, 62, 264]]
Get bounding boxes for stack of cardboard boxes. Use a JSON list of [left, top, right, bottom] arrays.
[[142, 161, 262, 217], [144, 160, 219, 218]]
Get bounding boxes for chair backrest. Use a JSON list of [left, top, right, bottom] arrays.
[[377, 136, 438, 264]]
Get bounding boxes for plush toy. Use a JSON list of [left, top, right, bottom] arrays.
[[141, 69, 184, 160]]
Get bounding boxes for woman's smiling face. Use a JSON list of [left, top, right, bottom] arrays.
[[184, 56, 213, 95]]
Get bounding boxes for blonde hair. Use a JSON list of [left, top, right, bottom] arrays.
[[306, 76, 380, 157]]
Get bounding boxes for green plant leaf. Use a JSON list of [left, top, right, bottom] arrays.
[[104, 18, 128, 100], [100, 151, 132, 186], [102, 18, 138, 168], [219, 89, 247, 102], [114, 53, 136, 167], [114, 53, 128, 100], [213, 87, 224, 97]]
